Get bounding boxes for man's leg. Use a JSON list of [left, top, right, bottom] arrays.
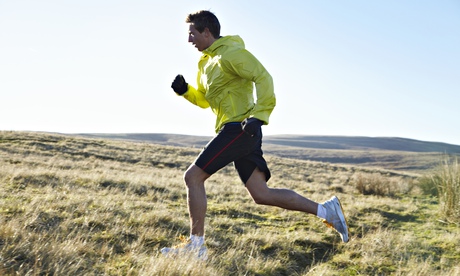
[[183, 164, 211, 236], [245, 167, 318, 214], [245, 167, 349, 242], [160, 164, 210, 259], [161, 124, 255, 258]]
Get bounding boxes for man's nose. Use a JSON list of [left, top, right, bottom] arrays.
[[188, 35, 193, 43]]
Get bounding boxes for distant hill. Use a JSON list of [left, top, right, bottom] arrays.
[[263, 135, 460, 153], [76, 133, 460, 153], [75, 133, 460, 173]]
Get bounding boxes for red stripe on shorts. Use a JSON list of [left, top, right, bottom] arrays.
[[202, 131, 245, 170]]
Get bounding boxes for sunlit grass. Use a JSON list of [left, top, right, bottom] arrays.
[[0, 131, 459, 275], [432, 157, 460, 224]]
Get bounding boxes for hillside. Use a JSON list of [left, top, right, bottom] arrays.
[[77, 133, 460, 173], [1, 131, 459, 275], [0, 131, 459, 275]]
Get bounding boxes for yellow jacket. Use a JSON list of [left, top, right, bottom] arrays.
[[182, 35, 276, 133]]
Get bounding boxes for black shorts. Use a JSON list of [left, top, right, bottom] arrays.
[[194, 122, 271, 184]]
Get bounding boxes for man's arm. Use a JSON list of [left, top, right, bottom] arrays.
[[183, 85, 210, 108], [171, 74, 210, 109]]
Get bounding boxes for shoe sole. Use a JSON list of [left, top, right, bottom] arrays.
[[160, 247, 208, 261], [333, 196, 349, 242]]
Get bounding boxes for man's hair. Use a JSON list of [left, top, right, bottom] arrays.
[[186, 10, 220, 38]]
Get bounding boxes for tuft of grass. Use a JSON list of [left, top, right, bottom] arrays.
[[352, 173, 412, 197], [418, 175, 439, 197], [430, 157, 460, 224]]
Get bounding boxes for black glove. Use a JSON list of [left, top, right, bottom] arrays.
[[171, 74, 188, 95], [241, 117, 263, 137]]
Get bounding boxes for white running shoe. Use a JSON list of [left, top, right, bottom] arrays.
[[322, 196, 349, 242], [160, 237, 208, 261]]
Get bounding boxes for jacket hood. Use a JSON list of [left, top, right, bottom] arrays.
[[203, 35, 245, 55]]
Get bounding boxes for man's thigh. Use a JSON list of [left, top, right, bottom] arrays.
[[194, 123, 260, 175]]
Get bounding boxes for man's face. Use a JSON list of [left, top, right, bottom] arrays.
[[188, 24, 209, 52]]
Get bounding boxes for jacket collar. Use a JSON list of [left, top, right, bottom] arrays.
[[203, 35, 244, 56]]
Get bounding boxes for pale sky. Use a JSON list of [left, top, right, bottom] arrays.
[[1, 1, 459, 145]]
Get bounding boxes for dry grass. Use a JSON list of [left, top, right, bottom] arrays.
[[352, 172, 414, 197], [430, 158, 460, 224], [1, 131, 459, 275]]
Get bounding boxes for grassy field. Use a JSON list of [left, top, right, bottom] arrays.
[[1, 131, 459, 275]]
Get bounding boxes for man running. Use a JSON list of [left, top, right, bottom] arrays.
[[161, 10, 349, 260]]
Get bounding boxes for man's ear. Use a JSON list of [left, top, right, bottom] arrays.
[[203, 27, 212, 38]]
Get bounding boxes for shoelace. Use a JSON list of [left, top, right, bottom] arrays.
[[171, 235, 191, 249], [323, 219, 334, 229]]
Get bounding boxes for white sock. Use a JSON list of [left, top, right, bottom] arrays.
[[317, 204, 327, 219], [190, 234, 205, 247]]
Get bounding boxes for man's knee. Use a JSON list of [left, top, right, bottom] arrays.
[[251, 190, 271, 205], [184, 165, 210, 187], [248, 183, 272, 205], [252, 194, 267, 205], [246, 169, 271, 205]]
